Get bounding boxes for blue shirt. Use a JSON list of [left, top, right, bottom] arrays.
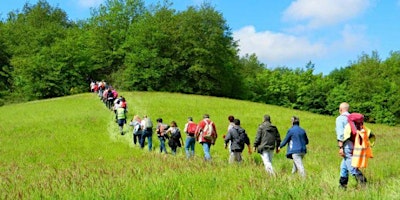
[[336, 112, 349, 141]]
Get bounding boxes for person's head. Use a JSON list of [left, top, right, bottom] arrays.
[[156, 118, 163, 123], [228, 115, 235, 122], [133, 115, 140, 121], [143, 115, 147, 119], [121, 97, 125, 102], [188, 117, 193, 122], [264, 115, 271, 122], [339, 102, 350, 114], [292, 116, 300, 126], [233, 119, 240, 126], [203, 114, 210, 119], [170, 121, 177, 127]]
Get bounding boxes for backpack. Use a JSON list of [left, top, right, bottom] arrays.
[[236, 128, 249, 148], [187, 122, 197, 136], [203, 120, 215, 140], [347, 113, 364, 135], [145, 118, 153, 129], [171, 128, 181, 140]]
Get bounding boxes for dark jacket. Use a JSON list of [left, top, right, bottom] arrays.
[[224, 126, 250, 152], [279, 125, 309, 159], [254, 121, 281, 153]]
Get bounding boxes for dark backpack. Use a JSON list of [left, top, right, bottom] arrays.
[[236, 127, 249, 148]]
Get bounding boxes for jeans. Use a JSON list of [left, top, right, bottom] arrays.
[[260, 150, 275, 175], [201, 142, 212, 160], [185, 137, 196, 158], [140, 129, 153, 151], [340, 140, 363, 177], [159, 137, 168, 153], [292, 153, 306, 177]]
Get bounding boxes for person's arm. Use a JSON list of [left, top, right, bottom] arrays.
[[184, 123, 189, 133], [275, 128, 281, 153], [254, 126, 262, 152], [279, 130, 291, 150], [336, 117, 345, 156], [245, 134, 252, 154], [224, 131, 232, 149]]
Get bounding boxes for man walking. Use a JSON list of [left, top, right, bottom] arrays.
[[254, 115, 281, 175], [224, 119, 251, 163], [196, 114, 217, 161], [184, 117, 197, 158], [336, 102, 367, 188]]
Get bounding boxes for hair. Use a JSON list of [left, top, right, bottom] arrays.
[[228, 115, 235, 122], [264, 115, 271, 122], [233, 118, 240, 125], [133, 115, 141, 121], [188, 117, 193, 121], [171, 121, 177, 127], [156, 118, 163, 123], [203, 114, 210, 119], [292, 116, 300, 126]]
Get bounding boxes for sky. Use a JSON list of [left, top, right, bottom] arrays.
[[1, 0, 400, 74]]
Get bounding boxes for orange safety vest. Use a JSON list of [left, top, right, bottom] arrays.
[[351, 127, 373, 168]]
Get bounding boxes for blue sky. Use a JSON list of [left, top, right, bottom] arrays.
[[1, 0, 400, 74]]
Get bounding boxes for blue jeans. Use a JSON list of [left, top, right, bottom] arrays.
[[140, 129, 153, 151], [159, 137, 168, 153], [340, 140, 363, 177], [185, 137, 196, 158], [201, 142, 212, 160]]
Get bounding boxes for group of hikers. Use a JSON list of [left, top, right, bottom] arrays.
[[89, 82, 375, 187]]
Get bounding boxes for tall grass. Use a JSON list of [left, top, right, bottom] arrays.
[[1, 92, 399, 199]]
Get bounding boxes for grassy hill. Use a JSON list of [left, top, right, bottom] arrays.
[[1, 92, 400, 199]]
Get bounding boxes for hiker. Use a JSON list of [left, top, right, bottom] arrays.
[[195, 114, 218, 161], [254, 115, 281, 175], [183, 117, 197, 158], [129, 115, 142, 146], [106, 88, 114, 109], [223, 115, 235, 152], [140, 115, 153, 151], [336, 102, 371, 188], [166, 121, 184, 155], [224, 119, 251, 163], [115, 106, 127, 135], [278, 116, 309, 177], [343, 113, 375, 187], [156, 118, 169, 154]]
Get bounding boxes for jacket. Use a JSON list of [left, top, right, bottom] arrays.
[[224, 126, 250, 152], [254, 121, 281, 153], [279, 125, 309, 159]]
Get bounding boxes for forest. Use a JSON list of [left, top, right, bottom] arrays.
[[0, 0, 399, 125]]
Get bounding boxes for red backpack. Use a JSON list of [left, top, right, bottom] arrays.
[[347, 113, 364, 135], [187, 122, 197, 136]]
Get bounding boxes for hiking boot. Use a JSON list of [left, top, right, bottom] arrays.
[[355, 174, 367, 187], [339, 177, 348, 189]]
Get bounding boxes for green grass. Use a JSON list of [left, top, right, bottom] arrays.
[[1, 92, 400, 199]]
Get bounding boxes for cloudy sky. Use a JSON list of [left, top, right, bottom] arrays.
[[1, 0, 399, 74]]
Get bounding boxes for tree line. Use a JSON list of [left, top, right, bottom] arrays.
[[0, 0, 399, 125]]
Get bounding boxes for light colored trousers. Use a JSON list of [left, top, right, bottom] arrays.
[[292, 153, 306, 177], [260, 150, 275, 175]]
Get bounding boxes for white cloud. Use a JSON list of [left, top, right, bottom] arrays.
[[283, 0, 370, 29], [77, 0, 103, 8], [233, 26, 327, 64]]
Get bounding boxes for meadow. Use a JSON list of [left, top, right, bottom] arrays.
[[1, 92, 399, 199]]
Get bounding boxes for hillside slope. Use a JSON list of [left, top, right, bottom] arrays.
[[1, 92, 399, 199]]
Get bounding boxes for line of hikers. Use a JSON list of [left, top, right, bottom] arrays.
[[90, 83, 375, 184]]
